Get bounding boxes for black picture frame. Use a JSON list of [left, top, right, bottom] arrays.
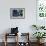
[[10, 8, 25, 19]]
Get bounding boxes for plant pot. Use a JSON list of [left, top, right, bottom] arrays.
[[37, 39, 45, 44], [37, 39, 40, 43], [40, 38, 45, 43]]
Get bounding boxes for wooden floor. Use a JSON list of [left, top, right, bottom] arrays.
[[0, 42, 46, 46]]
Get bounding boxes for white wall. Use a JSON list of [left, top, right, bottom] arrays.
[[0, 0, 36, 42]]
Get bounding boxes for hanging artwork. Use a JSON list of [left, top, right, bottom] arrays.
[[37, 0, 46, 18], [36, 0, 46, 27], [10, 8, 25, 19]]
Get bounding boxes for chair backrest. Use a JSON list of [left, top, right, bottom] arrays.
[[11, 27, 18, 34]]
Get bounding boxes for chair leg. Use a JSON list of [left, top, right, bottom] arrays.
[[4, 33, 7, 46], [4, 41, 7, 46]]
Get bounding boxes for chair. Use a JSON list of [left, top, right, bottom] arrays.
[[4, 33, 18, 46], [4, 27, 19, 46], [18, 33, 30, 46]]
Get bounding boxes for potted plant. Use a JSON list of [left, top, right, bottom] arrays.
[[32, 25, 39, 30], [32, 24, 45, 30], [40, 26, 45, 29], [33, 32, 46, 43]]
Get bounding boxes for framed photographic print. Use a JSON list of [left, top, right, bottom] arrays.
[[36, 0, 46, 26], [37, 0, 46, 19], [10, 8, 25, 19]]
